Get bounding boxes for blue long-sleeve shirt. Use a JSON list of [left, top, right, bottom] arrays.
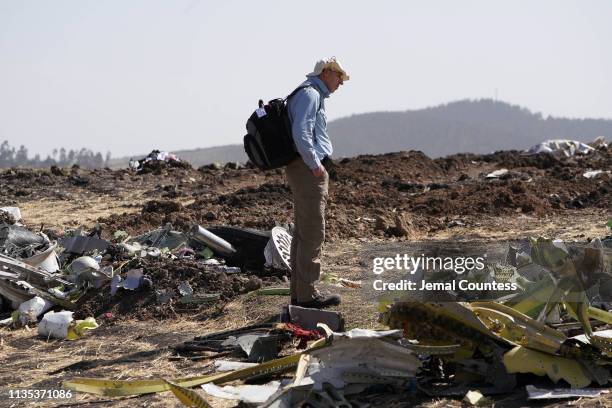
[[287, 76, 332, 170]]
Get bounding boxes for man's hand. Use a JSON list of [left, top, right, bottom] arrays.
[[312, 165, 326, 178]]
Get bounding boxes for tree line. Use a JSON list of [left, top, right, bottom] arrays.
[[0, 140, 111, 168]]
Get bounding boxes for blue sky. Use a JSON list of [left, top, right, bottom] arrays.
[[1, 1, 610, 158]]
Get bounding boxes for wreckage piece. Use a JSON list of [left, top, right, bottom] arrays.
[[67, 256, 113, 289], [69, 256, 100, 274], [59, 235, 109, 255], [17, 296, 54, 325], [64, 354, 301, 397], [282, 305, 345, 332], [309, 386, 361, 408], [528, 238, 593, 327], [526, 139, 595, 156], [39, 311, 74, 339], [505, 278, 612, 330], [503, 346, 593, 388], [110, 269, 143, 295], [382, 302, 514, 356], [0, 260, 76, 309], [265, 227, 292, 270], [38, 311, 98, 340], [283, 326, 421, 407], [178, 281, 193, 297], [163, 379, 213, 408], [0, 252, 72, 288], [236, 334, 280, 362], [470, 301, 567, 355], [0, 278, 75, 310], [202, 381, 286, 405], [508, 280, 612, 351], [206, 226, 269, 270], [188, 225, 236, 257], [22, 244, 60, 273], [64, 338, 330, 397], [382, 298, 602, 385], [176, 324, 279, 354], [259, 384, 313, 408], [320, 272, 362, 288], [463, 390, 487, 406], [485, 168, 509, 179], [384, 301, 610, 365], [183, 329, 285, 362], [192, 323, 276, 342], [571, 328, 612, 358], [132, 224, 188, 252], [0, 279, 37, 309], [503, 275, 557, 319], [0, 224, 46, 248], [526, 384, 610, 400], [508, 238, 612, 344], [214, 360, 258, 371]]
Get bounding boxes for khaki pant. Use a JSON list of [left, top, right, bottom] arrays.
[[285, 158, 329, 302]]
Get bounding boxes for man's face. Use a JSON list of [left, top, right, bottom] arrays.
[[320, 68, 344, 93]]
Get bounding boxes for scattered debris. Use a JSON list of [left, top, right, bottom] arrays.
[[320, 272, 362, 288], [525, 384, 609, 400], [485, 168, 509, 178], [214, 360, 257, 371], [17, 296, 54, 325], [129, 149, 183, 172], [39, 310, 74, 339], [38, 311, 97, 340], [188, 225, 236, 257], [60, 235, 109, 255], [584, 169, 610, 178], [463, 390, 486, 406], [266, 226, 292, 270], [282, 305, 344, 332], [202, 381, 285, 404], [527, 139, 596, 156]]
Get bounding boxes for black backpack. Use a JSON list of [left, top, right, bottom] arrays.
[[244, 85, 319, 170]]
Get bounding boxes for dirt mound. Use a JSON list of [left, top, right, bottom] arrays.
[[142, 199, 183, 214], [4, 146, 607, 239], [92, 147, 610, 239]]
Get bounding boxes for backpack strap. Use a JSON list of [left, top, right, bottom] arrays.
[[285, 85, 322, 112]]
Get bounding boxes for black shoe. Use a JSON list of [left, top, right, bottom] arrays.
[[293, 293, 341, 309]]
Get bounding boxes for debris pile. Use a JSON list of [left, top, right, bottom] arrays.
[[129, 149, 190, 174], [0, 210, 292, 330], [60, 235, 612, 406]]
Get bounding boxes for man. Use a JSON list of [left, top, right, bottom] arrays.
[[285, 57, 349, 309]]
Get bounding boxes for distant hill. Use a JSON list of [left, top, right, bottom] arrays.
[[109, 99, 612, 168]]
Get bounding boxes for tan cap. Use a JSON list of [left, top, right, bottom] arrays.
[[306, 56, 350, 81]]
